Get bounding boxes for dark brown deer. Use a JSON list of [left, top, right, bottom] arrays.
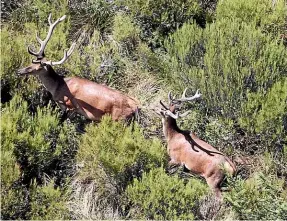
[[159, 89, 236, 198], [17, 14, 139, 122]]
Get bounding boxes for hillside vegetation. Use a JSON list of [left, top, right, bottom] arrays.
[[1, 0, 287, 219]]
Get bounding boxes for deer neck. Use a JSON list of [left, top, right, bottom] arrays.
[[38, 66, 63, 98], [162, 117, 181, 140]]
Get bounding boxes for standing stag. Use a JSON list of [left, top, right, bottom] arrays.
[[158, 89, 236, 198], [17, 14, 139, 121]]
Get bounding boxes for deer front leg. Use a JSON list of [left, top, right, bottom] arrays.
[[57, 102, 69, 123]]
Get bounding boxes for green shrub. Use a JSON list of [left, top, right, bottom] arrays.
[[225, 172, 287, 220], [1, 187, 28, 220], [240, 78, 287, 140], [1, 95, 78, 184], [71, 116, 166, 219], [1, 147, 25, 219], [69, 0, 115, 34], [112, 13, 140, 55], [64, 29, 126, 88], [113, 13, 140, 43], [125, 167, 209, 220], [1, 94, 76, 219], [162, 0, 287, 152], [216, 0, 286, 37], [121, 0, 201, 46], [28, 181, 70, 220], [77, 116, 166, 182], [165, 19, 287, 117]]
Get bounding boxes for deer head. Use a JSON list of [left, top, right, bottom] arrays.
[[159, 88, 202, 119], [17, 14, 75, 76]]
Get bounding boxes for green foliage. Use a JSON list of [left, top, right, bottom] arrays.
[[64, 29, 126, 88], [77, 116, 166, 181], [28, 181, 70, 220], [1, 187, 28, 220], [1, 95, 76, 219], [1, 95, 78, 184], [8, 0, 68, 30], [225, 173, 287, 220], [125, 167, 209, 220], [165, 19, 287, 117], [1, 150, 20, 187], [121, 0, 201, 46], [216, 0, 287, 37], [113, 13, 140, 43], [0, 27, 36, 99], [112, 13, 140, 55], [73, 117, 166, 219], [240, 78, 287, 138], [162, 0, 287, 152], [69, 0, 115, 33]]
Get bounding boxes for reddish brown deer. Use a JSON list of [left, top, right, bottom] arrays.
[[159, 89, 236, 198], [17, 14, 139, 122]]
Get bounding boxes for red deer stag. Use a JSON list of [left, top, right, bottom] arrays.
[[158, 89, 236, 198], [17, 14, 139, 122]]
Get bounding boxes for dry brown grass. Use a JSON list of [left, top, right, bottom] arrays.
[[67, 171, 121, 220]]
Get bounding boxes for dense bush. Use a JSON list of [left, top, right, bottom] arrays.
[[1, 95, 78, 184], [70, 116, 166, 219], [27, 181, 70, 220], [225, 173, 287, 219], [120, 0, 202, 47], [1, 0, 287, 219], [162, 0, 287, 155], [125, 167, 209, 220], [1, 95, 77, 219], [76, 116, 166, 183]]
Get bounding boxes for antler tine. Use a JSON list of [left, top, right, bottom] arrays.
[[45, 42, 76, 66], [168, 91, 173, 104], [67, 42, 76, 56], [48, 13, 52, 25], [27, 13, 67, 58], [181, 88, 188, 99], [179, 110, 191, 118], [172, 88, 202, 103], [164, 110, 179, 119]]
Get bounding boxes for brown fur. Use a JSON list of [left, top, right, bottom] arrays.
[[17, 63, 139, 121], [161, 105, 236, 198]]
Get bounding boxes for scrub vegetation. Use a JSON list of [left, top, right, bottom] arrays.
[[1, 0, 287, 219]]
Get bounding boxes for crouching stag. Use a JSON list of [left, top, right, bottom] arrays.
[[158, 89, 236, 198], [17, 14, 139, 122]]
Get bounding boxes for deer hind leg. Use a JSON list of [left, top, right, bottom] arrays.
[[206, 175, 224, 200]]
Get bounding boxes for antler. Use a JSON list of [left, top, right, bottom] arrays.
[[28, 14, 66, 58], [171, 88, 202, 103], [162, 109, 192, 119], [160, 88, 202, 119], [43, 42, 76, 66]]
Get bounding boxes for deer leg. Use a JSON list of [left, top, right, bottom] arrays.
[[206, 175, 223, 201], [167, 159, 181, 174], [168, 159, 181, 167], [57, 102, 69, 123], [70, 98, 90, 119]]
